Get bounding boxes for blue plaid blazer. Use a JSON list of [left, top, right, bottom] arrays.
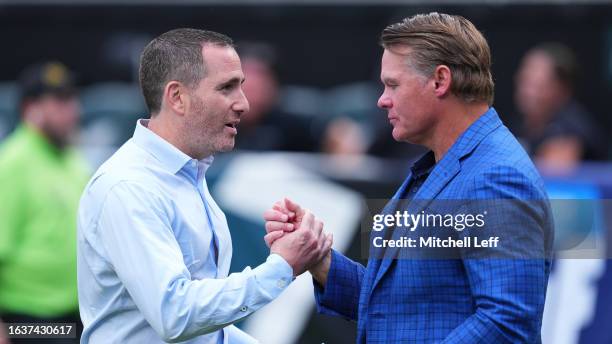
[[314, 108, 554, 343]]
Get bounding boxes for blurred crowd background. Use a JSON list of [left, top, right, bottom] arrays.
[[0, 2, 611, 344]]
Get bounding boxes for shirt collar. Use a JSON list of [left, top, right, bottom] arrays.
[[410, 151, 436, 179], [132, 119, 214, 175]]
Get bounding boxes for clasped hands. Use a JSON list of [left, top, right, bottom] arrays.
[[263, 198, 333, 280]]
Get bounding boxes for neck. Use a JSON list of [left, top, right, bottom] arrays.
[[426, 102, 490, 162], [147, 112, 210, 160]]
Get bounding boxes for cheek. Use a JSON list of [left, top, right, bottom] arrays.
[[396, 98, 429, 129], [394, 97, 413, 120], [204, 99, 229, 123], [50, 111, 77, 129], [190, 98, 214, 127]]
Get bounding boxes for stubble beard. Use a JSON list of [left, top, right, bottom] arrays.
[[41, 121, 71, 151], [184, 97, 213, 159]]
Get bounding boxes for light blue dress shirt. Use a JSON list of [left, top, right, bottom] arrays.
[[77, 119, 293, 344]]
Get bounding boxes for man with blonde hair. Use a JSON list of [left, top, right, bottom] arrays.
[[265, 13, 553, 343]]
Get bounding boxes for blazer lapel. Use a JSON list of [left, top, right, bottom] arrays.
[[365, 170, 414, 282], [371, 157, 461, 291], [369, 107, 503, 294]]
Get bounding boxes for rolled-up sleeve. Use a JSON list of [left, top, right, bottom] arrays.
[[96, 181, 293, 343]]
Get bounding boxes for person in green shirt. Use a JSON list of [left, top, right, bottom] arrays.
[[0, 62, 89, 343]]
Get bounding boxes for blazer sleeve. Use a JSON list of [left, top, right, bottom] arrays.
[[442, 164, 552, 343], [313, 249, 366, 321]]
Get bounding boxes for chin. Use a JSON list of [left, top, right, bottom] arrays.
[[392, 129, 420, 145], [218, 142, 235, 153], [391, 129, 406, 142]]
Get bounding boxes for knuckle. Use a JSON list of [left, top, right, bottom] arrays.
[[301, 232, 310, 243], [265, 222, 277, 232], [310, 239, 319, 250]]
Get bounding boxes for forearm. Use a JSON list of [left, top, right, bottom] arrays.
[[147, 254, 292, 342]]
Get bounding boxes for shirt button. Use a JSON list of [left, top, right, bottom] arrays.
[[277, 279, 287, 288], [240, 306, 248, 312]]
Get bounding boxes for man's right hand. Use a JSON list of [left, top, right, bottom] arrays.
[[264, 199, 332, 285], [269, 210, 332, 277], [263, 198, 307, 245]]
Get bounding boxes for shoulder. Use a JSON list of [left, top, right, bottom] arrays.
[[463, 125, 547, 199], [0, 132, 29, 169], [78, 168, 172, 238], [80, 142, 169, 215], [0, 133, 35, 188]]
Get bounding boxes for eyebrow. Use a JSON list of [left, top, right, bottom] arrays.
[[381, 77, 399, 84], [217, 76, 245, 88]]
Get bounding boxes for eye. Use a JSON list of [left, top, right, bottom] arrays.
[[218, 82, 238, 93]]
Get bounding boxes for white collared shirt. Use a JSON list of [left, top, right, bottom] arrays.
[[77, 119, 292, 343]]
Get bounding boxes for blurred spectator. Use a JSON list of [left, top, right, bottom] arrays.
[[321, 116, 367, 156], [322, 91, 426, 160], [514, 42, 606, 168], [235, 42, 319, 152], [0, 62, 89, 343]]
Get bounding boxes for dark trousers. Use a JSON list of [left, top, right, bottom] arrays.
[[1, 311, 82, 344]]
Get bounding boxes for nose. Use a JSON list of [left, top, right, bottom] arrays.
[[233, 90, 250, 115], [377, 92, 392, 109]]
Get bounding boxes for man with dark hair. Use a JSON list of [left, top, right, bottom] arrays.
[[265, 13, 553, 343], [515, 42, 606, 166], [0, 61, 89, 343], [77, 28, 331, 344]]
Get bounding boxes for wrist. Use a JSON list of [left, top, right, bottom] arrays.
[[310, 250, 331, 286]]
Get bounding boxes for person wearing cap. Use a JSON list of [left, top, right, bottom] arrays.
[[0, 61, 89, 343]]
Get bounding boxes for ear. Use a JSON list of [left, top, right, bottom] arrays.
[[432, 65, 452, 98], [163, 81, 188, 116]]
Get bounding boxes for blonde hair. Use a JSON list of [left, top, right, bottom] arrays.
[[381, 12, 494, 105]]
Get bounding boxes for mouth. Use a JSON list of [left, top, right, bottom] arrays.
[[224, 120, 240, 134]]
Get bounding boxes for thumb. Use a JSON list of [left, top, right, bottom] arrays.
[[284, 198, 302, 213]]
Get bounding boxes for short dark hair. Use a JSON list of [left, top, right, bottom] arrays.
[[139, 28, 234, 115], [381, 12, 494, 106]]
